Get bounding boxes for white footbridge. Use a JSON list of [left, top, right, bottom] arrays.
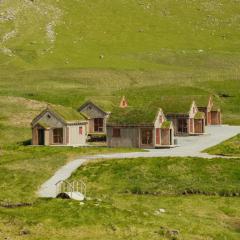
[[55, 180, 86, 201]]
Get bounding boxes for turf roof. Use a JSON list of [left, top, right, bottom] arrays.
[[80, 100, 112, 113], [161, 120, 172, 129], [194, 95, 221, 109], [48, 105, 86, 122], [152, 96, 194, 114], [194, 111, 205, 119], [38, 120, 52, 128], [108, 105, 160, 125]]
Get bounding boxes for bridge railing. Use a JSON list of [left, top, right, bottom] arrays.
[[55, 180, 87, 198]]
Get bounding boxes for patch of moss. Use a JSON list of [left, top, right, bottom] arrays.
[[194, 111, 205, 119], [161, 121, 171, 129], [108, 105, 159, 125], [48, 105, 86, 122]]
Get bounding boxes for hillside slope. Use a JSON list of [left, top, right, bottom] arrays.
[[0, 0, 239, 124], [1, 0, 240, 69]]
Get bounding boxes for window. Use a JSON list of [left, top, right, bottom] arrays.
[[113, 128, 121, 137], [53, 128, 63, 144], [79, 127, 83, 135], [177, 118, 188, 133], [141, 129, 153, 145], [94, 118, 104, 132]]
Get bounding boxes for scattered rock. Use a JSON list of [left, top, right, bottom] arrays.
[[0, 201, 33, 208], [159, 208, 166, 213], [19, 228, 30, 236], [156, 226, 180, 239], [107, 223, 117, 232], [166, 229, 180, 239], [99, 54, 104, 59], [154, 208, 166, 216]]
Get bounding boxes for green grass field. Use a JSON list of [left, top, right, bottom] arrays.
[[0, 0, 240, 239], [204, 134, 240, 157], [70, 157, 240, 197], [0, 0, 240, 124], [0, 157, 239, 240]]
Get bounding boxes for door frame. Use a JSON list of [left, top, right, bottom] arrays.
[[140, 128, 153, 147], [38, 128, 45, 145]]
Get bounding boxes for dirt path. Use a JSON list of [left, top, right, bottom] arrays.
[[38, 125, 240, 198]]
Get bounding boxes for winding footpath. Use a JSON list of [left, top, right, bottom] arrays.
[[38, 125, 240, 198]]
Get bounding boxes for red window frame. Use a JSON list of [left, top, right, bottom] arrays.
[[94, 118, 104, 132], [141, 128, 153, 145]]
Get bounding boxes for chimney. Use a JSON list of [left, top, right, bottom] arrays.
[[119, 96, 128, 108]]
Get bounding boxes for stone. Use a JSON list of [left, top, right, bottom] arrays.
[[159, 208, 166, 213], [19, 228, 30, 235], [166, 229, 180, 238]]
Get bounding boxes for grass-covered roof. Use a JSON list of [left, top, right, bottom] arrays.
[[194, 111, 205, 119], [108, 105, 160, 125], [194, 95, 221, 109], [48, 105, 86, 122], [38, 120, 52, 128], [80, 99, 113, 113], [161, 120, 172, 129], [151, 96, 194, 114]]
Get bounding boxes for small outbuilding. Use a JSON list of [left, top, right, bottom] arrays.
[[197, 96, 221, 125], [31, 105, 88, 146], [163, 98, 205, 136], [78, 101, 109, 138], [107, 105, 174, 149]]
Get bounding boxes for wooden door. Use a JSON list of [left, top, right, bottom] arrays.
[[211, 111, 219, 125], [161, 129, 170, 145], [38, 129, 45, 145], [141, 128, 153, 146], [194, 119, 203, 133]]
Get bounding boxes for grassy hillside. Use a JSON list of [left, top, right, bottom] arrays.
[[204, 134, 240, 157], [0, 196, 240, 240], [0, 156, 239, 240], [70, 157, 240, 196], [0, 0, 240, 123], [0, 1, 240, 239], [1, 0, 240, 69]]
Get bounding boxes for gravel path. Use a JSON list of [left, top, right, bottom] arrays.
[[38, 125, 240, 198]]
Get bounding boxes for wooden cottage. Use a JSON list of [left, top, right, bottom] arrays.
[[164, 99, 205, 136], [31, 105, 88, 146], [78, 101, 109, 137], [197, 96, 221, 125], [107, 106, 174, 149]]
